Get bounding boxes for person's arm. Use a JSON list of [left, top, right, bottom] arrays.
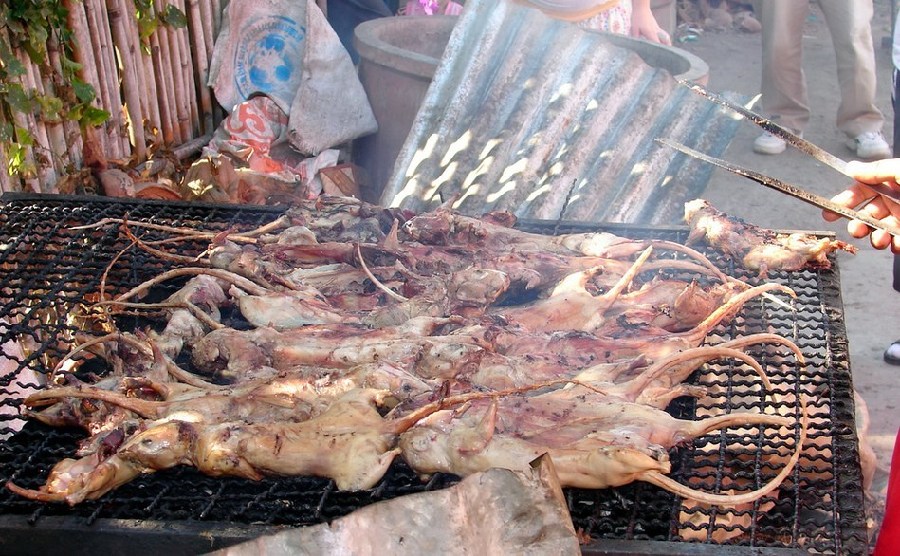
[[821, 159, 900, 253], [630, 0, 671, 45]]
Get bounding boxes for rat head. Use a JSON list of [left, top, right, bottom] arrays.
[[683, 199, 712, 224], [398, 425, 454, 475], [450, 268, 511, 307], [119, 420, 195, 469], [562, 444, 672, 490]]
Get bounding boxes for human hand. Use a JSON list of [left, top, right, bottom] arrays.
[[630, 1, 672, 45], [821, 159, 900, 252]]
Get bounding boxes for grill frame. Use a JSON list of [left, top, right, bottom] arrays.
[[0, 193, 869, 555]]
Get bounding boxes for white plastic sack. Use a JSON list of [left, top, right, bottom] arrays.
[[209, 0, 309, 113], [209, 0, 377, 156], [287, 2, 378, 155]]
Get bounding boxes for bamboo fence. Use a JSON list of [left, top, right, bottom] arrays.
[[1, 0, 226, 193]]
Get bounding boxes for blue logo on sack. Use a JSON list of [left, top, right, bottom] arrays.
[[234, 16, 306, 107]]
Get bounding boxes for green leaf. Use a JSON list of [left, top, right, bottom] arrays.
[[134, 0, 155, 13], [0, 55, 26, 78], [138, 18, 159, 45], [14, 127, 33, 147], [25, 26, 49, 63], [8, 143, 27, 174], [36, 94, 64, 121], [0, 38, 26, 77], [6, 19, 25, 37], [71, 79, 96, 103], [7, 142, 36, 178], [5, 83, 35, 114], [60, 55, 82, 78], [81, 105, 110, 126], [159, 5, 188, 28]]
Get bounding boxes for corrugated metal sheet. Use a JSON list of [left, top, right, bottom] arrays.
[[378, 0, 742, 225]]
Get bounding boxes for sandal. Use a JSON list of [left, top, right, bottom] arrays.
[[885, 340, 900, 366]]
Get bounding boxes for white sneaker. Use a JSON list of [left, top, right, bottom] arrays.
[[850, 131, 891, 160], [885, 340, 900, 366], [753, 132, 787, 155]]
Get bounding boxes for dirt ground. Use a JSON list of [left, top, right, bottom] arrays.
[[675, 0, 899, 532]]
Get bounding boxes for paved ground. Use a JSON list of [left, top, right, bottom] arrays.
[[677, 0, 899, 510]]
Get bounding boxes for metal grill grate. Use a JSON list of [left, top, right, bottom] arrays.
[[0, 194, 868, 555]]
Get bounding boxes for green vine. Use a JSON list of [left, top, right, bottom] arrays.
[[0, 0, 187, 181], [134, 0, 187, 53]]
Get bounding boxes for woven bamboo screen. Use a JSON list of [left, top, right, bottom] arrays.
[[1, 0, 224, 194]]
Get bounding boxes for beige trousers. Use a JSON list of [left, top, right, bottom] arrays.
[[758, 0, 883, 137]]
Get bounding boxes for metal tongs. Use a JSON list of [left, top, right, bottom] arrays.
[[657, 82, 900, 237]]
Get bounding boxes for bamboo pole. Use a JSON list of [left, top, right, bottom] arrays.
[[198, 0, 214, 64], [124, 0, 162, 144], [121, 1, 152, 143], [64, 1, 100, 166], [174, 0, 200, 139], [210, 0, 225, 128], [0, 108, 14, 192], [149, 30, 176, 145], [198, 0, 220, 132], [33, 60, 66, 185], [173, 131, 212, 160], [45, 33, 77, 175], [165, 1, 192, 142], [89, 0, 129, 158], [97, 0, 131, 156], [0, 146, 10, 192], [187, 0, 214, 135], [81, 0, 115, 159], [3, 26, 42, 193], [22, 57, 50, 180], [19, 52, 55, 190], [152, 0, 182, 145], [107, 0, 147, 159], [211, 0, 222, 41]]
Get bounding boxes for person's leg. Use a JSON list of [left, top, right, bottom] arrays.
[[894, 253, 900, 293], [758, 0, 811, 132], [885, 69, 900, 365], [893, 252, 900, 290], [873, 428, 900, 554], [818, 0, 887, 158], [327, 0, 394, 64], [890, 252, 900, 364], [894, 67, 900, 160], [753, 0, 810, 154]]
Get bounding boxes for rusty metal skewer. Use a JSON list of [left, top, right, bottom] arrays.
[[657, 138, 900, 237], [681, 81, 900, 201], [680, 81, 849, 173]]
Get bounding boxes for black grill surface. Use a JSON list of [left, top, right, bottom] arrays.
[[0, 194, 868, 555]]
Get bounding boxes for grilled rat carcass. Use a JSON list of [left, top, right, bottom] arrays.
[[684, 199, 856, 274], [399, 385, 806, 506]]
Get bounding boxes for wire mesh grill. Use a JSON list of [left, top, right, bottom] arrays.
[[0, 194, 868, 554]]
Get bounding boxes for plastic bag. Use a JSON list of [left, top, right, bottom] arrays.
[[286, 2, 378, 155], [208, 0, 309, 113], [209, 0, 377, 155]]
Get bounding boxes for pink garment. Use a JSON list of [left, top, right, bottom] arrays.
[[873, 430, 899, 555], [405, 0, 463, 16], [576, 0, 631, 35]]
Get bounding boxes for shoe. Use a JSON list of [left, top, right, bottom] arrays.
[[850, 131, 891, 160], [885, 340, 900, 366], [753, 132, 787, 155]]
